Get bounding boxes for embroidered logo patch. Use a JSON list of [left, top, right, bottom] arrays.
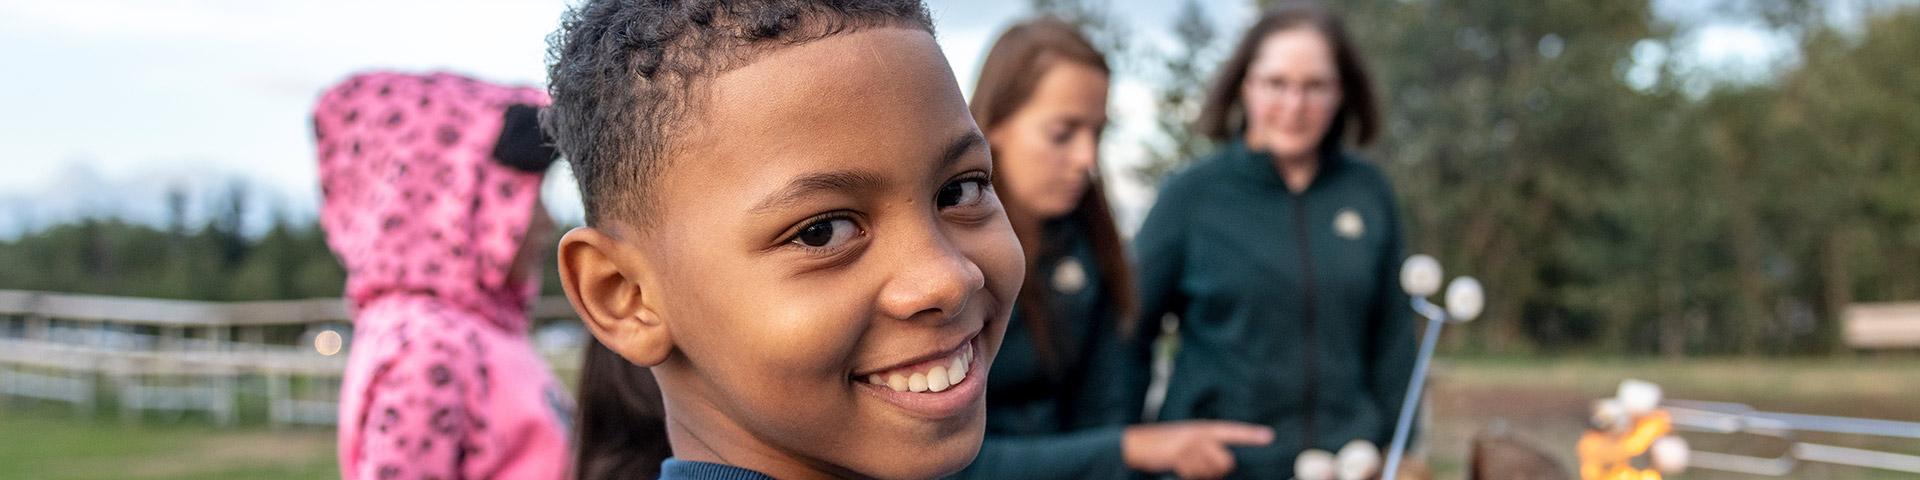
[[1052, 257, 1088, 294], [1334, 208, 1365, 240]]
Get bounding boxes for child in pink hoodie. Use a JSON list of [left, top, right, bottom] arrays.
[[314, 71, 573, 480]]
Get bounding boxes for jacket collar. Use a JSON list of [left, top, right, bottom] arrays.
[[1223, 137, 1348, 194]]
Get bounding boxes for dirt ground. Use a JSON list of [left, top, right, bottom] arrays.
[[1419, 356, 1920, 480]]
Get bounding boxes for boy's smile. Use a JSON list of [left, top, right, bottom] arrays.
[[566, 27, 1023, 480], [853, 331, 986, 417]]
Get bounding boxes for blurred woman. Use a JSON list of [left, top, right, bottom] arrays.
[[959, 18, 1272, 480], [1131, 4, 1416, 477]]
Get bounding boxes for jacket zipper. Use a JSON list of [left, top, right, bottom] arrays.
[[1291, 194, 1321, 450]]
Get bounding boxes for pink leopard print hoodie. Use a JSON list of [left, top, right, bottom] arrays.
[[315, 72, 573, 480]]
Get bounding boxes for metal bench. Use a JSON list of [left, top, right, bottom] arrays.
[[1842, 302, 1920, 350]]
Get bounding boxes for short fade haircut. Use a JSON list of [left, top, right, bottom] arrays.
[[543, 0, 936, 228]]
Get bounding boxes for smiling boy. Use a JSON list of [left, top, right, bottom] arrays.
[[543, 1, 1025, 479]]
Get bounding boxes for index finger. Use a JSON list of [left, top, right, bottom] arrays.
[[1205, 422, 1275, 446]]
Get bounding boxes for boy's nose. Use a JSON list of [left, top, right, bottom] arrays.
[[877, 233, 986, 323]]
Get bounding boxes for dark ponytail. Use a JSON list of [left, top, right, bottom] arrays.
[[574, 338, 672, 480]]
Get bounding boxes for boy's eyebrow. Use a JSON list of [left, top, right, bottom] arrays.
[[936, 130, 988, 172], [750, 131, 987, 216], [752, 169, 885, 215]]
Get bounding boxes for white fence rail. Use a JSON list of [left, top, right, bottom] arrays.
[[0, 290, 582, 428]]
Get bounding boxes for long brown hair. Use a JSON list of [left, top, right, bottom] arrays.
[[1195, 2, 1380, 154], [574, 339, 671, 480], [969, 17, 1137, 372]]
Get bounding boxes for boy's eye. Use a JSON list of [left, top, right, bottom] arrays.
[[937, 179, 987, 208], [793, 217, 859, 248]]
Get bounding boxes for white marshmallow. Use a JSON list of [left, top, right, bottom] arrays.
[[1650, 435, 1689, 473], [1336, 439, 1381, 480], [1295, 449, 1335, 480], [1617, 379, 1662, 416], [1445, 277, 1484, 321], [1401, 255, 1443, 297]]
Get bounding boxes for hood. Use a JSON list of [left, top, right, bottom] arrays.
[[313, 71, 552, 332]]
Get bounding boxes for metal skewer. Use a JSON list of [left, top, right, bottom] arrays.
[[1381, 255, 1482, 480]]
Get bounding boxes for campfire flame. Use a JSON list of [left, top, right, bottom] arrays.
[[1578, 410, 1672, 480]]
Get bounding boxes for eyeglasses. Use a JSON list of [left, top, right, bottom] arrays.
[[1246, 75, 1341, 106]]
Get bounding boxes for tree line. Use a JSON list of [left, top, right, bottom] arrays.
[[1338, 0, 1920, 356], [1084, 0, 1920, 356], [0, 182, 567, 302], [2, 182, 346, 301]]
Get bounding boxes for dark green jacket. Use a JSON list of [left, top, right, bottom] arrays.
[[954, 218, 1137, 480], [1131, 139, 1416, 478]]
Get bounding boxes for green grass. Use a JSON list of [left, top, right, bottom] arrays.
[[0, 402, 335, 480]]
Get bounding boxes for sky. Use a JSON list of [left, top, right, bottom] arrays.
[[0, 0, 1808, 239]]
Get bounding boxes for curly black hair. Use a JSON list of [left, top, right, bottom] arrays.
[[542, 0, 935, 228]]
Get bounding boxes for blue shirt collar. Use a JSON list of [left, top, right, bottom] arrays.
[[658, 458, 780, 480]]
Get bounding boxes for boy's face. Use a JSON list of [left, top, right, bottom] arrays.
[[635, 28, 1021, 479]]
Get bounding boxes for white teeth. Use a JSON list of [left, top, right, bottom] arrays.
[[865, 342, 976, 393], [927, 366, 950, 392]]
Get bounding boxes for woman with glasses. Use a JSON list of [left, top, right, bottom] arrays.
[[1129, 4, 1418, 477]]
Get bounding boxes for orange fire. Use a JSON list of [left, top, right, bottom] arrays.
[[1578, 410, 1673, 480]]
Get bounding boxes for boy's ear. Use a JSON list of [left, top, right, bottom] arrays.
[[557, 226, 674, 367]]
